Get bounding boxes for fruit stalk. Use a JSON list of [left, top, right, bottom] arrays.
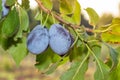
[[35, 0, 93, 33]]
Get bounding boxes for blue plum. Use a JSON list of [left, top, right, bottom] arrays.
[[49, 24, 72, 55], [27, 25, 49, 54], [2, 0, 9, 17]]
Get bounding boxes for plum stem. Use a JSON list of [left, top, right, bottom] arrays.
[[43, 13, 49, 27], [40, 10, 43, 25], [35, 0, 93, 33]]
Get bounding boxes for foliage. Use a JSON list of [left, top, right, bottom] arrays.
[[0, 0, 120, 80]]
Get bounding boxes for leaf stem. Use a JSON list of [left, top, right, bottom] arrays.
[[93, 24, 118, 33], [85, 43, 104, 79], [70, 36, 78, 48], [72, 51, 90, 80], [74, 29, 104, 79]]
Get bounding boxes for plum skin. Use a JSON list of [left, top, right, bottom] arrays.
[[2, 0, 9, 17], [27, 25, 49, 54], [49, 24, 72, 55]]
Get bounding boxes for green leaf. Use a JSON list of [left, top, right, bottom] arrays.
[[46, 56, 68, 74], [86, 43, 109, 80], [107, 62, 120, 80], [0, 36, 16, 50], [0, 19, 9, 49], [94, 60, 110, 80], [71, 1, 81, 25], [105, 44, 119, 70], [107, 47, 120, 80], [109, 47, 119, 69], [0, 0, 2, 11], [8, 37, 28, 66], [35, 48, 60, 71], [85, 7, 99, 26], [92, 44, 101, 58], [69, 42, 88, 61], [0, 0, 2, 19], [111, 18, 120, 24], [101, 18, 120, 43], [90, 44, 110, 80], [61, 1, 81, 25], [14, 7, 29, 40], [101, 30, 120, 43], [60, 53, 89, 80], [2, 7, 19, 37], [40, 0, 52, 10], [60, 0, 76, 14], [21, 0, 30, 10], [6, 0, 16, 6]]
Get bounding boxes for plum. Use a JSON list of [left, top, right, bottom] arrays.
[[2, 0, 9, 17], [49, 24, 72, 55], [27, 25, 49, 54]]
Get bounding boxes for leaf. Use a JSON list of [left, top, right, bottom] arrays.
[[71, 1, 81, 25], [6, 0, 16, 6], [91, 44, 101, 58], [2, 7, 19, 37], [60, 0, 76, 14], [107, 62, 120, 80], [92, 44, 110, 80], [107, 47, 120, 80], [86, 43, 109, 80], [21, 0, 30, 10], [35, 48, 60, 71], [101, 18, 120, 43], [94, 60, 110, 80], [69, 42, 88, 62], [8, 37, 28, 66], [0, 0, 2, 11], [0, 0, 2, 19], [40, 0, 52, 10], [0, 36, 16, 50], [0, 19, 9, 49], [101, 30, 120, 43], [0, 17, 24, 50], [108, 47, 119, 69], [105, 44, 119, 70], [46, 56, 68, 74], [85, 7, 99, 26], [60, 53, 89, 80], [61, 1, 81, 25], [35, 49, 52, 71], [14, 7, 29, 40], [111, 18, 120, 24]]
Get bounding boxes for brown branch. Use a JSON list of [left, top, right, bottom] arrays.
[[35, 0, 93, 33]]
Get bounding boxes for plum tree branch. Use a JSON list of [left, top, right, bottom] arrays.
[[35, 0, 93, 33]]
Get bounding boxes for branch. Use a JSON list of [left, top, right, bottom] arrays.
[[35, 0, 93, 33]]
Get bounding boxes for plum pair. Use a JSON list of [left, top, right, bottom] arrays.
[[27, 24, 73, 55]]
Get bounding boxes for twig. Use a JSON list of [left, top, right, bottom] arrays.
[[35, 0, 93, 33]]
